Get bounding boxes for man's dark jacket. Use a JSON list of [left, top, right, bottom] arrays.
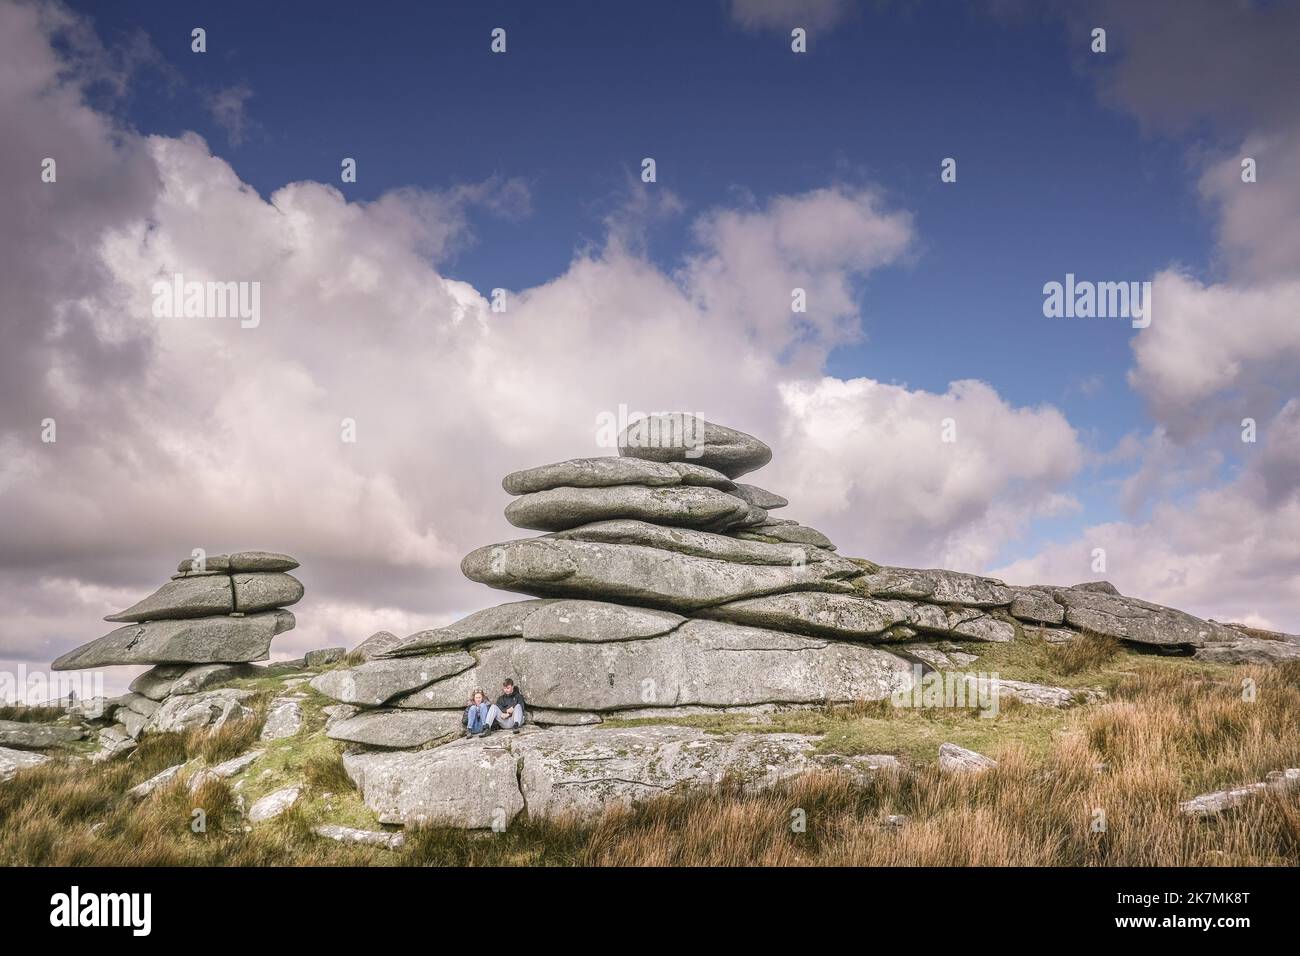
[[496, 686, 525, 713]]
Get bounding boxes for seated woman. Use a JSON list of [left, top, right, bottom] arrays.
[[463, 689, 491, 737]]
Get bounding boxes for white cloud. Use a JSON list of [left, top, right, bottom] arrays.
[[207, 84, 254, 146], [771, 377, 1082, 569], [994, 401, 1300, 631], [728, 0, 851, 32]]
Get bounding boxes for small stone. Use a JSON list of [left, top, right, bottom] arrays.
[[313, 824, 406, 850], [128, 763, 186, 799], [248, 786, 302, 822], [260, 699, 303, 740], [938, 743, 997, 773], [304, 647, 346, 668]]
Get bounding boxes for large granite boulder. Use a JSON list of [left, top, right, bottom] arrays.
[[145, 688, 255, 734], [505, 485, 760, 533], [856, 567, 1017, 607], [232, 573, 304, 613], [342, 726, 899, 828], [734, 522, 836, 550], [343, 740, 524, 828], [390, 619, 914, 712], [51, 610, 295, 670], [309, 651, 476, 706], [105, 575, 234, 622], [326, 709, 463, 748], [549, 519, 851, 569], [1049, 587, 1239, 646], [618, 414, 772, 478], [502, 457, 735, 494], [461, 538, 857, 611], [729, 483, 788, 510], [515, 726, 893, 820]]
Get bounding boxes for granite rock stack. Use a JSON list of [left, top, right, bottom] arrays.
[[49, 551, 303, 744], [308, 413, 1300, 827]]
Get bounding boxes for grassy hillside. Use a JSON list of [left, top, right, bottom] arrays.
[[2, 648, 1298, 866]]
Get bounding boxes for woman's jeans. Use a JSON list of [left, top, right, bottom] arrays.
[[465, 702, 490, 733]]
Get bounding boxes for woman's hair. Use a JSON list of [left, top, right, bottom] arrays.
[[471, 688, 488, 702]]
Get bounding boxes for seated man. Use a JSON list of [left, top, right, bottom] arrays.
[[483, 678, 525, 734]]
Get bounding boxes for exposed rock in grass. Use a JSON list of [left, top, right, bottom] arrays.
[[938, 743, 997, 773], [1180, 769, 1300, 816], [128, 763, 187, 799], [260, 698, 303, 740], [313, 823, 405, 850], [0, 746, 49, 780], [304, 647, 346, 667], [145, 689, 254, 734], [249, 785, 302, 822], [1193, 638, 1300, 665], [0, 719, 85, 749]]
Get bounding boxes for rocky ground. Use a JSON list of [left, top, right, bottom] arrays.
[[3, 413, 1298, 865]]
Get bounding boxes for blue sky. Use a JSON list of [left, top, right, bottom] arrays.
[[68, 0, 1226, 565]]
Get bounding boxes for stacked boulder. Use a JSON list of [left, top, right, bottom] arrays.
[[312, 414, 1298, 828], [51, 551, 303, 748]]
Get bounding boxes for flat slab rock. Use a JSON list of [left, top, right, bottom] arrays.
[[461, 537, 858, 612], [326, 709, 463, 748], [178, 551, 299, 573], [106, 574, 234, 623], [701, 591, 1016, 643], [502, 457, 735, 495], [379, 598, 686, 658], [617, 414, 773, 479], [1193, 638, 1300, 665], [1047, 587, 1239, 647], [390, 618, 915, 712], [856, 566, 1017, 607], [51, 610, 295, 670], [0, 746, 50, 780], [734, 523, 836, 551], [260, 698, 304, 740], [344, 725, 899, 828], [0, 720, 85, 749], [314, 824, 405, 850], [310, 651, 476, 706], [550, 519, 851, 570], [505, 484, 761, 533], [1179, 769, 1300, 815]]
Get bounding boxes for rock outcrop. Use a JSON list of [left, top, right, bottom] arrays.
[[302, 412, 1297, 829], [45, 551, 304, 748]]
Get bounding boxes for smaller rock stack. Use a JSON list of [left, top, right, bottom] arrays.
[[51, 551, 303, 748]]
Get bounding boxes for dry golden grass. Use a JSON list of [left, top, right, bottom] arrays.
[[1046, 632, 1122, 675], [2, 660, 1297, 866], [0, 705, 67, 722]]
